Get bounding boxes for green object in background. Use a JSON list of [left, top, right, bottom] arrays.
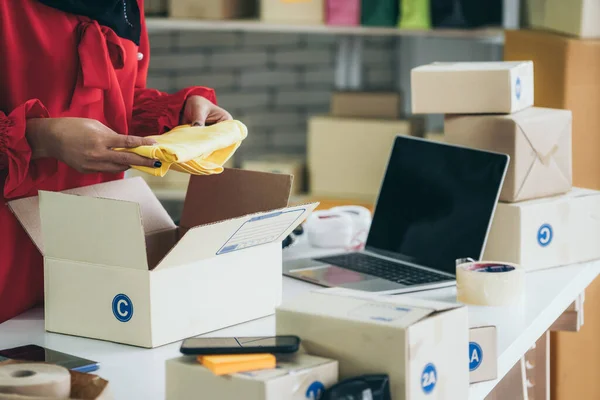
[[398, 0, 431, 29], [361, 0, 400, 27]]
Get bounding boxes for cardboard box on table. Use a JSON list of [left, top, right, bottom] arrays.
[[469, 326, 497, 384], [169, 0, 256, 19], [445, 107, 572, 202], [525, 0, 600, 38], [8, 169, 316, 348], [331, 92, 402, 119], [308, 116, 419, 203], [166, 353, 338, 400], [411, 61, 534, 114], [505, 29, 600, 190], [483, 188, 600, 271], [276, 288, 469, 400], [261, 0, 324, 24]]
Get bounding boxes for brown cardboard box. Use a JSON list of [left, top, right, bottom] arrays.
[[308, 116, 418, 202], [331, 92, 401, 119], [169, 0, 256, 19], [504, 30, 600, 190], [261, 0, 324, 24], [505, 29, 600, 400], [242, 155, 305, 195], [525, 0, 600, 38], [445, 107, 572, 202], [411, 62, 534, 114]]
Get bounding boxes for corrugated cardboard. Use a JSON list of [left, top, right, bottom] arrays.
[[169, 0, 256, 19], [261, 0, 324, 24], [411, 61, 534, 114], [445, 107, 572, 202], [504, 30, 600, 190], [469, 326, 497, 384], [331, 92, 401, 119], [276, 288, 469, 400], [483, 188, 600, 271], [242, 155, 305, 196], [525, 0, 600, 38], [308, 116, 418, 202], [8, 170, 317, 348], [166, 354, 338, 400]]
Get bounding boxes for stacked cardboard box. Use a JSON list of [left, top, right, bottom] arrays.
[[505, 5, 600, 397], [308, 91, 423, 206]]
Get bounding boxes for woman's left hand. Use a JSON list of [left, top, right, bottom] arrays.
[[182, 95, 233, 127]]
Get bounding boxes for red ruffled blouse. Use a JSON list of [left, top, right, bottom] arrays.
[[0, 0, 216, 323]]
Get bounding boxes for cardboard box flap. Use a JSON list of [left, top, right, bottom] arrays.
[[38, 191, 149, 270], [414, 61, 528, 72], [155, 203, 318, 270], [278, 288, 462, 328], [513, 108, 572, 162], [7, 178, 175, 255], [180, 169, 292, 231]]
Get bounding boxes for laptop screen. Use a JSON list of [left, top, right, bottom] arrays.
[[366, 136, 508, 276]]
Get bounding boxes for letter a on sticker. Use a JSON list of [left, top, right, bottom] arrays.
[[470, 348, 479, 363]]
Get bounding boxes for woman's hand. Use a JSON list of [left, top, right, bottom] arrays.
[[181, 95, 232, 127], [26, 118, 160, 173]]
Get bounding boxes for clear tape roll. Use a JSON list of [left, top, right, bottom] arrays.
[[0, 364, 71, 398], [456, 261, 525, 306]]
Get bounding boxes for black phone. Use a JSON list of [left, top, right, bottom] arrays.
[[180, 336, 301, 355], [0, 345, 99, 373]]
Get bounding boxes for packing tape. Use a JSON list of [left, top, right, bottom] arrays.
[[456, 261, 525, 306], [0, 364, 71, 398]]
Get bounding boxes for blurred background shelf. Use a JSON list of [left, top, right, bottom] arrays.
[[146, 18, 504, 43]]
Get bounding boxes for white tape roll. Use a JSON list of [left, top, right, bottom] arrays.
[[456, 261, 525, 306], [0, 364, 71, 398], [305, 210, 354, 248]]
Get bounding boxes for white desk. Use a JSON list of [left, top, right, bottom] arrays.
[[1, 242, 598, 400]]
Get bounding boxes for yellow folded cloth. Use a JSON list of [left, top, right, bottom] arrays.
[[197, 354, 276, 376], [116, 120, 248, 177]]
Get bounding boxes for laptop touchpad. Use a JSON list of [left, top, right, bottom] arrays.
[[290, 265, 376, 285]]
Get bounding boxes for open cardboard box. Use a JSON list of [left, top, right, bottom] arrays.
[[9, 169, 317, 348]]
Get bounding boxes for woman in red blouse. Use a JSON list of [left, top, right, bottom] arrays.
[[0, 0, 232, 323]]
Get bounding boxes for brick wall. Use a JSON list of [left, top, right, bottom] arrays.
[[147, 31, 397, 163]]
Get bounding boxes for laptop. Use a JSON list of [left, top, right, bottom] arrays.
[[284, 135, 509, 294]]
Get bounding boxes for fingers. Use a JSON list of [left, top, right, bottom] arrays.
[[107, 134, 157, 149], [191, 103, 211, 127], [105, 151, 162, 169]]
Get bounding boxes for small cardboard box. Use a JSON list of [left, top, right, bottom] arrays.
[[276, 288, 469, 400], [331, 92, 401, 119], [261, 0, 324, 24], [526, 0, 600, 38], [166, 354, 338, 400], [445, 107, 572, 202], [308, 116, 418, 202], [505, 30, 600, 190], [469, 326, 498, 384], [411, 61, 534, 114], [8, 170, 316, 348], [169, 0, 256, 20], [483, 188, 600, 271], [242, 155, 305, 196]]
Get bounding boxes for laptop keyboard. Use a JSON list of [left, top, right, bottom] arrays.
[[316, 253, 451, 286]]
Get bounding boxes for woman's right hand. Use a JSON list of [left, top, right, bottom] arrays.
[[26, 118, 159, 173]]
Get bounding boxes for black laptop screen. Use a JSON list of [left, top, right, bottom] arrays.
[[366, 136, 508, 276]]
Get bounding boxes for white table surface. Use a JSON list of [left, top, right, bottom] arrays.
[[1, 241, 598, 400]]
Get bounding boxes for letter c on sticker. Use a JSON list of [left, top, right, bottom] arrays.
[[537, 224, 553, 247], [112, 294, 133, 322]]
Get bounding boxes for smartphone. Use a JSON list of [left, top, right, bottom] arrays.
[[180, 336, 301, 355], [0, 345, 99, 373]]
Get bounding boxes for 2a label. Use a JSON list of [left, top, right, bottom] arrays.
[[421, 363, 437, 394]]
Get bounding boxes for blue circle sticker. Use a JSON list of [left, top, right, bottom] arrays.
[[515, 77, 522, 100], [305, 381, 325, 400], [469, 342, 483, 371], [537, 224, 553, 247], [112, 294, 133, 322], [421, 363, 437, 394]]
